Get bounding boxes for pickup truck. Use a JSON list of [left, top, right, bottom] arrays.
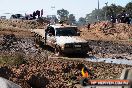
[[32, 24, 92, 56]]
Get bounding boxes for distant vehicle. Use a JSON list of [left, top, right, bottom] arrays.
[[10, 14, 24, 19], [0, 16, 6, 19], [130, 18, 132, 24], [24, 14, 34, 20], [33, 23, 92, 55]]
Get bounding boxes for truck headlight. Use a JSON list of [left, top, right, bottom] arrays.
[[61, 45, 65, 50], [65, 44, 70, 47]]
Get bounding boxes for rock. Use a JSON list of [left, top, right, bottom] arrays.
[[27, 75, 49, 88], [0, 77, 21, 88]]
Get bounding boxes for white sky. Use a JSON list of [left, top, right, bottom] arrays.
[[0, 0, 131, 19]]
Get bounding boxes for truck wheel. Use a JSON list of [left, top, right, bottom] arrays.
[[55, 46, 62, 56], [34, 35, 40, 44], [80, 51, 88, 56]]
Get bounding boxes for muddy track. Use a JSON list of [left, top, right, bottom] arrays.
[[0, 32, 132, 88], [87, 40, 132, 59]]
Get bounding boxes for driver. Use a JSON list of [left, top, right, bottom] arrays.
[[45, 27, 55, 36]]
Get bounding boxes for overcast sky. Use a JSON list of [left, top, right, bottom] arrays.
[[0, 0, 131, 19]]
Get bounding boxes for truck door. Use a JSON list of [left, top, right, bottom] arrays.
[[46, 27, 56, 47]]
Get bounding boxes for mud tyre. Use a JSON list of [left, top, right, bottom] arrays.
[[82, 52, 88, 56], [54, 46, 63, 56], [34, 34, 41, 44]]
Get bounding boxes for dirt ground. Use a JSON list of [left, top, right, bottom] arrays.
[[0, 20, 132, 88], [81, 21, 132, 43]]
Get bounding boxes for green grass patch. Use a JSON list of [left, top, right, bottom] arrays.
[[128, 38, 132, 42], [0, 54, 25, 66]]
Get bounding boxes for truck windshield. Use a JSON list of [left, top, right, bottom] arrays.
[[56, 27, 77, 36]]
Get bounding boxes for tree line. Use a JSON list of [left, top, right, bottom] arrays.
[[55, 1, 132, 25], [85, 2, 132, 23]]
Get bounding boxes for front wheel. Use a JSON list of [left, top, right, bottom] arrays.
[[54, 46, 63, 56], [34, 34, 40, 44], [81, 51, 88, 56]]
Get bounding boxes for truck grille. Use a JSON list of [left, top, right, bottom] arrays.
[[65, 43, 88, 49], [74, 44, 81, 48]]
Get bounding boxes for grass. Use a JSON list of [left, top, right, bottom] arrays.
[[128, 38, 132, 42], [0, 54, 25, 66]]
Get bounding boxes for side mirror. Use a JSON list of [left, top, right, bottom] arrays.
[[77, 32, 80, 36], [48, 33, 52, 36]]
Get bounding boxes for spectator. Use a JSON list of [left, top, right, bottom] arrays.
[[41, 9, 43, 17], [125, 14, 131, 24], [36, 10, 40, 18], [87, 23, 90, 30], [33, 11, 36, 19], [110, 16, 116, 23], [130, 18, 132, 24]]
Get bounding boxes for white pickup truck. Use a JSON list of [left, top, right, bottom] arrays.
[[33, 24, 92, 55]]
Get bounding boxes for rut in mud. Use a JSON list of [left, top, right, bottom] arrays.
[[88, 40, 132, 59]]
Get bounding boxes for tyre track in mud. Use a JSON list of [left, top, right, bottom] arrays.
[[87, 40, 132, 59]]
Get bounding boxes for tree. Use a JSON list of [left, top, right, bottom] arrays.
[[47, 15, 58, 24], [57, 9, 69, 22], [68, 14, 76, 25], [78, 17, 86, 26], [125, 2, 132, 17], [85, 9, 104, 23], [85, 3, 124, 23], [102, 4, 124, 20]]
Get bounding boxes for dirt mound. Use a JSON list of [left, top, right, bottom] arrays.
[[0, 19, 47, 30], [81, 22, 132, 41]]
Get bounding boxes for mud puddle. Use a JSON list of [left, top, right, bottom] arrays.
[[87, 56, 132, 66]]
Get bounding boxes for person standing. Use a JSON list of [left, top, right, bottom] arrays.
[[87, 23, 90, 30], [36, 10, 40, 18], [33, 11, 36, 19], [41, 9, 43, 17]]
